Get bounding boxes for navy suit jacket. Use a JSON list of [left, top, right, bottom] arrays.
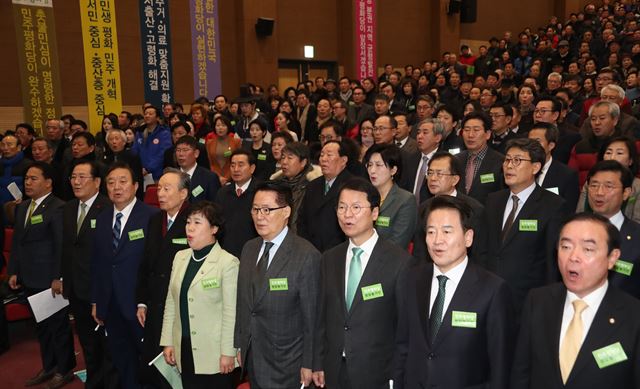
[[541, 158, 580, 213], [609, 218, 640, 299], [189, 165, 221, 203], [91, 200, 158, 321]]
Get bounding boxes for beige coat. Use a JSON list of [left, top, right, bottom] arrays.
[[160, 243, 239, 374]]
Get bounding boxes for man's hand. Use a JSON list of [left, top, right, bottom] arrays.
[[51, 280, 63, 296], [163, 346, 176, 366], [8, 275, 19, 290], [136, 307, 147, 327], [312, 371, 325, 387], [219, 355, 235, 374], [300, 368, 312, 387], [91, 304, 104, 326], [236, 350, 242, 368]]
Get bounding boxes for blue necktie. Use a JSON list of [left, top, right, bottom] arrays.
[[113, 212, 123, 251]]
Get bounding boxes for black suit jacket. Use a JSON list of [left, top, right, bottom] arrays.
[[511, 283, 640, 389], [552, 124, 582, 164], [456, 148, 505, 205], [477, 186, 567, 311], [8, 193, 64, 289], [314, 237, 411, 389], [61, 194, 111, 301], [399, 151, 432, 204], [189, 165, 221, 203], [394, 261, 515, 389], [541, 158, 580, 212], [609, 218, 640, 299], [215, 178, 259, 258], [298, 169, 352, 252]]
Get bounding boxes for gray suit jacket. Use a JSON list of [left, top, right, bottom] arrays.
[[375, 184, 417, 249], [234, 229, 321, 388], [399, 137, 419, 155]]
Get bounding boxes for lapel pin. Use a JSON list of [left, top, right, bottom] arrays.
[[609, 317, 615, 324], [627, 235, 631, 240]]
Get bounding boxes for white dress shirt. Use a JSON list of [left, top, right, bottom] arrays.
[[256, 226, 288, 268], [344, 230, 379, 300], [181, 164, 197, 178], [502, 182, 537, 229], [558, 281, 608, 353], [429, 257, 468, 316], [112, 198, 137, 238], [77, 192, 99, 222], [609, 210, 625, 231], [413, 148, 438, 194], [235, 178, 252, 193], [537, 157, 553, 186]]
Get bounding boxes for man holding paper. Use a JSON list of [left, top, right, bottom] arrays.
[[8, 161, 76, 388]]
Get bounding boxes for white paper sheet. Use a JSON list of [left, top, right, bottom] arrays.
[[26, 288, 69, 323]]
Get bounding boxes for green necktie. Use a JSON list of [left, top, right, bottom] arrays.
[[25, 200, 36, 227], [324, 181, 330, 195], [346, 247, 364, 311], [429, 275, 448, 341], [77, 202, 87, 235]]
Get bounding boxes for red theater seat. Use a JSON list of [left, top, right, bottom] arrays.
[[144, 185, 160, 208]]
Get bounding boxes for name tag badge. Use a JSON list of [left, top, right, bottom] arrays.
[[361, 283, 384, 300], [592, 342, 628, 368], [613, 260, 633, 276], [519, 219, 538, 232], [90, 219, 96, 229], [269, 278, 288, 291], [128, 229, 145, 241], [480, 173, 495, 184], [223, 150, 232, 157], [451, 311, 477, 328], [201, 278, 220, 289], [408, 105, 415, 111], [30, 214, 43, 224], [199, 138, 206, 144], [172, 238, 188, 245], [375, 216, 390, 227], [546, 186, 560, 195], [192, 185, 204, 197], [257, 154, 267, 161], [448, 148, 461, 155]]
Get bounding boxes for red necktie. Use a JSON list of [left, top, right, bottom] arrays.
[[236, 188, 243, 197]]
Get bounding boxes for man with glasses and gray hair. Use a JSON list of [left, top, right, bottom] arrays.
[[579, 84, 639, 139]]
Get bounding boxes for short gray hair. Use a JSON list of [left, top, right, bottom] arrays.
[[106, 129, 126, 143], [418, 118, 446, 137], [547, 72, 562, 81], [162, 167, 191, 191], [600, 84, 625, 100], [589, 100, 620, 119]]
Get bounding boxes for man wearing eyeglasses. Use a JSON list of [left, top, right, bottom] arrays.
[[585, 160, 640, 300], [489, 102, 519, 155], [533, 96, 581, 165], [578, 84, 639, 140], [312, 177, 411, 389], [347, 87, 375, 125], [235, 181, 321, 389], [477, 138, 567, 313]]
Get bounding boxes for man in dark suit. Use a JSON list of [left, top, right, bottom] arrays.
[[347, 87, 375, 125], [175, 135, 220, 203], [511, 213, 640, 389], [234, 181, 321, 389], [393, 112, 418, 154], [91, 162, 159, 389], [477, 138, 567, 312], [528, 122, 580, 211], [456, 111, 505, 205], [534, 96, 581, 164], [400, 119, 444, 206], [489, 102, 520, 155], [136, 168, 190, 388], [413, 152, 485, 261], [8, 162, 76, 388], [312, 178, 411, 389], [298, 140, 352, 252], [585, 160, 640, 299], [215, 149, 259, 258], [60, 161, 116, 389], [394, 195, 514, 389]]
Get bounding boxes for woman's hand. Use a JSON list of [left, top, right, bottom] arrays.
[[163, 346, 176, 366], [219, 355, 235, 374]]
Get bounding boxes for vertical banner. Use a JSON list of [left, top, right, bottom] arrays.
[[79, 0, 123, 134], [190, 0, 222, 99], [354, 0, 377, 81], [139, 0, 174, 107], [12, 0, 62, 135]]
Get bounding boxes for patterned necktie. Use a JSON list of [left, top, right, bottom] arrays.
[[25, 200, 36, 227], [324, 181, 330, 195], [429, 275, 449, 341], [414, 155, 429, 204], [112, 212, 123, 252], [253, 241, 274, 298], [501, 195, 520, 241], [464, 154, 477, 193], [77, 202, 87, 235], [167, 218, 174, 230], [346, 247, 364, 311], [559, 300, 589, 384], [236, 188, 243, 197]]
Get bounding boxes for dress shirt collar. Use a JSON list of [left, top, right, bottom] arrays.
[[433, 256, 468, 285], [609, 210, 625, 231]]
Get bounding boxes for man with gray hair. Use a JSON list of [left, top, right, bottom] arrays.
[[579, 84, 639, 138], [45, 118, 70, 164], [545, 72, 563, 94], [400, 118, 445, 205]]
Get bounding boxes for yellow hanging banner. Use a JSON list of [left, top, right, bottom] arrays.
[[79, 0, 122, 134]]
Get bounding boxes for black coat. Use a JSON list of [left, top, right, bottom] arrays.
[[215, 179, 260, 258]]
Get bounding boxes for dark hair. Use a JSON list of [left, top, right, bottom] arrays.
[[72, 119, 88, 131], [461, 111, 492, 132], [213, 94, 227, 103], [249, 118, 269, 135], [32, 137, 53, 149], [15, 123, 35, 135], [434, 104, 461, 123], [338, 177, 381, 209], [73, 160, 101, 179], [255, 180, 293, 208], [27, 160, 55, 182], [374, 93, 390, 103], [230, 148, 256, 166], [60, 114, 75, 122], [560, 212, 620, 254], [143, 105, 160, 117], [282, 142, 309, 162], [504, 138, 546, 175], [271, 130, 295, 144], [363, 143, 403, 181], [187, 201, 225, 234], [597, 136, 638, 175], [106, 161, 136, 182], [175, 135, 199, 150], [427, 195, 474, 232], [536, 95, 562, 113], [213, 115, 233, 135], [490, 101, 514, 117], [323, 140, 349, 158], [587, 160, 634, 189], [319, 120, 345, 137], [530, 122, 560, 144], [428, 151, 463, 177], [171, 121, 190, 133], [71, 131, 96, 147]]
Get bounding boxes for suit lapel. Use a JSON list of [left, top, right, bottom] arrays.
[[25, 195, 51, 230], [333, 244, 349, 317], [115, 200, 140, 255], [416, 264, 433, 346], [189, 243, 221, 288], [545, 285, 567, 384], [254, 231, 294, 306], [502, 186, 542, 246], [78, 196, 107, 238], [347, 239, 385, 317]]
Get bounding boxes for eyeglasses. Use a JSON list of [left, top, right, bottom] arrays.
[[503, 156, 532, 166], [69, 175, 93, 182], [372, 126, 391, 133], [533, 108, 552, 115], [250, 205, 287, 216], [336, 203, 373, 215], [319, 135, 335, 141], [426, 170, 455, 178], [587, 183, 621, 193], [489, 113, 506, 118]]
